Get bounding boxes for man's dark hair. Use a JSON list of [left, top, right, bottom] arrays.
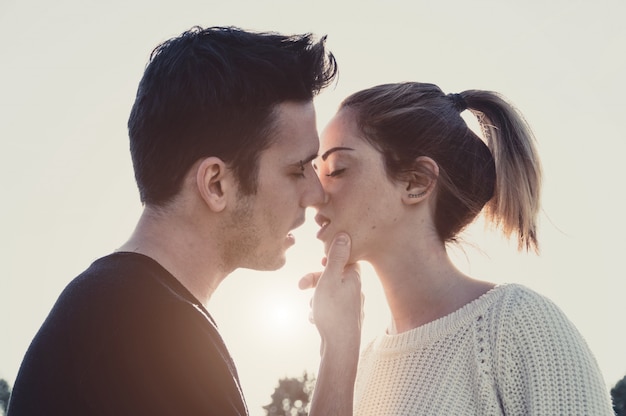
[[128, 26, 338, 205]]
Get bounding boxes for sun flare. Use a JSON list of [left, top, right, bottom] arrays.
[[268, 303, 294, 328]]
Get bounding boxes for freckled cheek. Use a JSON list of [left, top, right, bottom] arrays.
[[321, 180, 342, 196], [355, 195, 392, 235], [349, 205, 376, 236], [331, 183, 374, 232]]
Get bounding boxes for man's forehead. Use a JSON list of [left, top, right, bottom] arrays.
[[258, 136, 319, 170], [265, 101, 319, 160]]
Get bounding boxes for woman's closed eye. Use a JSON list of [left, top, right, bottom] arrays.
[[326, 168, 345, 177]]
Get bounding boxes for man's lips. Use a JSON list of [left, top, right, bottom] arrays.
[[292, 216, 306, 231], [286, 216, 306, 242]]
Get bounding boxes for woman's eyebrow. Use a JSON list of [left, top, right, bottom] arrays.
[[320, 147, 355, 161]]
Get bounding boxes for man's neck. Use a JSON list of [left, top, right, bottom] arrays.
[[117, 206, 229, 307]]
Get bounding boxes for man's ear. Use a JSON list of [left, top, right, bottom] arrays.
[[196, 157, 231, 212], [401, 156, 439, 205]]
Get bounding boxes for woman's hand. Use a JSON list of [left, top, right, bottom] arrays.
[[299, 233, 363, 416], [299, 233, 363, 354]]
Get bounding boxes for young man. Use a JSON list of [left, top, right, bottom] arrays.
[[8, 26, 362, 416]]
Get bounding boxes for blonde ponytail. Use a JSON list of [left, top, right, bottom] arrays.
[[466, 91, 542, 251]]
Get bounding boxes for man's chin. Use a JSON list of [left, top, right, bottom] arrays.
[[241, 253, 287, 272]]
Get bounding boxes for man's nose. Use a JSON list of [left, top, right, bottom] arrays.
[[303, 174, 327, 207]]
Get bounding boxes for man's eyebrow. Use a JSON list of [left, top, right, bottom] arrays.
[[320, 147, 355, 161], [292, 153, 318, 168]]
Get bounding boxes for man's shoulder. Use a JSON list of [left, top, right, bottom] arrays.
[[69, 251, 166, 290], [25, 251, 221, 371], [43, 252, 204, 342], [63, 252, 185, 307]]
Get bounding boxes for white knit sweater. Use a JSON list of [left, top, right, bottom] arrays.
[[353, 284, 613, 415]]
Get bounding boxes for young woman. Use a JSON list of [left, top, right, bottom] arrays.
[[310, 82, 613, 415]]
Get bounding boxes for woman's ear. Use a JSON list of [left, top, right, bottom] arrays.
[[401, 156, 439, 205], [196, 157, 230, 212]]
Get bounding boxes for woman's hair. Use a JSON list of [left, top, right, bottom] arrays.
[[340, 82, 542, 252]]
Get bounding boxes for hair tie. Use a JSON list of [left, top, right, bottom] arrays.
[[447, 93, 467, 112]]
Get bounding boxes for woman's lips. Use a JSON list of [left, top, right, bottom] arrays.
[[315, 213, 330, 240]]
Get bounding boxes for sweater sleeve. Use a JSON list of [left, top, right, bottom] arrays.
[[493, 287, 613, 415]]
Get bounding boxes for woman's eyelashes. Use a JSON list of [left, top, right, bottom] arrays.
[[313, 159, 346, 178], [326, 168, 345, 177]]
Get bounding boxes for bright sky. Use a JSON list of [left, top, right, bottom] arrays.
[[1, 1, 625, 415]]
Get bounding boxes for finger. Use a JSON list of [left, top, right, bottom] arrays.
[[345, 262, 361, 280], [321, 256, 327, 267], [298, 272, 321, 290], [340, 262, 362, 286], [322, 233, 351, 278]]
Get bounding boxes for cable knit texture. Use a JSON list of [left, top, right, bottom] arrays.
[[353, 284, 613, 415]]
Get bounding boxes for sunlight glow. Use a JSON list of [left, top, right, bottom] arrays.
[[268, 303, 295, 328]]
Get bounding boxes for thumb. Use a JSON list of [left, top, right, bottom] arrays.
[[323, 233, 351, 277]]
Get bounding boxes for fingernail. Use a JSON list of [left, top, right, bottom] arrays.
[[335, 234, 349, 245]]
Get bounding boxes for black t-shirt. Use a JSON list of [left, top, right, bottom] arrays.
[[8, 252, 248, 415]]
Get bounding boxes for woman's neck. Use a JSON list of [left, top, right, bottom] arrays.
[[370, 239, 494, 334]]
